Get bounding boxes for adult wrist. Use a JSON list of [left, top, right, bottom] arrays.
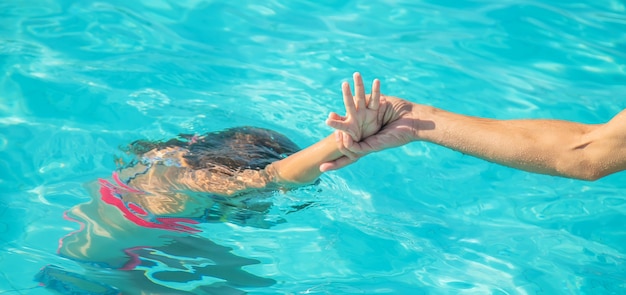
[[411, 104, 435, 142]]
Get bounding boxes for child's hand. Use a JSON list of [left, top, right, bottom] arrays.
[[325, 72, 387, 142]]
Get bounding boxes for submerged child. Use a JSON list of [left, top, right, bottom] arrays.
[[41, 73, 387, 294], [108, 126, 310, 225], [92, 71, 387, 227]]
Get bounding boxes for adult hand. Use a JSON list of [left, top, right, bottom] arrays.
[[320, 95, 420, 172]]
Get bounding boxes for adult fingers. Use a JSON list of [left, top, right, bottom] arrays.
[[376, 96, 387, 123], [319, 156, 359, 172], [340, 131, 360, 158], [344, 133, 381, 155]]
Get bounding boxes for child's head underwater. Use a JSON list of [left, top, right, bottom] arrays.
[[124, 126, 301, 172]]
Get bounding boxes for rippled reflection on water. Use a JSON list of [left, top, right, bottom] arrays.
[[1, 0, 625, 294]]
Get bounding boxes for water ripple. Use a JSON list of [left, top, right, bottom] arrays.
[[1, 0, 626, 293]]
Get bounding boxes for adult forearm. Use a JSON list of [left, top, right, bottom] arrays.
[[413, 105, 603, 180]]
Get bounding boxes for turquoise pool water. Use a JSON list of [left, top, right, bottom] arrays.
[[1, 0, 625, 294]]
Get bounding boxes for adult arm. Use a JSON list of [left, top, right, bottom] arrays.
[[415, 104, 626, 180], [324, 95, 626, 181]]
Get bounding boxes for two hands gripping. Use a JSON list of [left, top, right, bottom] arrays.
[[320, 72, 418, 172]]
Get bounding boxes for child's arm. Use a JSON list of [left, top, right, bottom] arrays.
[[178, 73, 386, 194], [266, 133, 344, 185]]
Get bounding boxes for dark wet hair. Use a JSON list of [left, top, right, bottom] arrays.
[[122, 126, 301, 171]]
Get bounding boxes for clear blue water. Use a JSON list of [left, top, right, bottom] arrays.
[[1, 0, 625, 294]]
